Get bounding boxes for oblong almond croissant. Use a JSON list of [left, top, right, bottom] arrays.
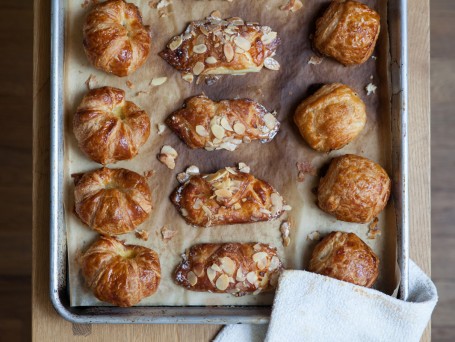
[[174, 242, 283, 296], [73, 86, 151, 165], [166, 95, 279, 151], [81, 236, 161, 307], [83, 0, 151, 76], [74, 167, 152, 235], [170, 166, 289, 227], [159, 14, 280, 79]]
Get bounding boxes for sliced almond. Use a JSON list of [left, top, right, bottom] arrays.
[[215, 274, 230, 291], [224, 42, 234, 62], [233, 36, 251, 51], [193, 44, 208, 54], [187, 271, 198, 286], [219, 142, 237, 151], [211, 124, 225, 139], [158, 153, 176, 169], [156, 123, 166, 135], [264, 57, 280, 71], [169, 35, 183, 50], [263, 113, 278, 130], [207, 267, 217, 284], [271, 193, 283, 208], [193, 62, 205, 75], [253, 243, 262, 251], [151, 76, 167, 86], [253, 252, 269, 270], [233, 202, 241, 210], [201, 205, 212, 217], [182, 73, 194, 83], [215, 188, 232, 198], [269, 256, 280, 271], [186, 165, 200, 175], [220, 256, 236, 275], [261, 31, 277, 45], [210, 10, 221, 19], [193, 198, 203, 209], [225, 167, 237, 175], [246, 271, 258, 285], [238, 162, 250, 173], [220, 117, 234, 131], [161, 226, 177, 241], [253, 288, 262, 295], [211, 263, 222, 272], [195, 125, 209, 137], [283, 205, 292, 211], [243, 136, 252, 143], [233, 122, 246, 135], [161, 145, 178, 158], [236, 267, 245, 281], [205, 56, 218, 64], [181, 208, 188, 217], [177, 172, 189, 183]]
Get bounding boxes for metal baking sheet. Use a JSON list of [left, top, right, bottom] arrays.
[[50, 0, 409, 323]]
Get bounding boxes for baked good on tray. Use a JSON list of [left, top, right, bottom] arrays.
[[83, 0, 151, 76], [159, 13, 280, 80], [308, 231, 379, 287], [166, 95, 279, 151], [74, 167, 152, 235], [73, 86, 150, 165], [171, 166, 289, 227], [317, 154, 391, 223], [174, 243, 283, 296], [80, 235, 161, 307], [314, 0, 380, 66], [294, 83, 366, 152]]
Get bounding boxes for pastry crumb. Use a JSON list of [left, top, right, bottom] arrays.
[[156, 123, 166, 135], [365, 83, 377, 96], [84, 74, 97, 90], [161, 225, 177, 241], [280, 220, 291, 247], [280, 0, 304, 12], [367, 217, 381, 239], [143, 170, 155, 178], [307, 230, 321, 241], [296, 161, 316, 182], [125, 80, 134, 89], [158, 145, 178, 169], [150, 77, 168, 86], [371, 55, 377, 60], [308, 56, 324, 65], [135, 229, 149, 241], [135, 90, 149, 97]]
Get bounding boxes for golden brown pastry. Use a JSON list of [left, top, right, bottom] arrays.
[[317, 154, 391, 223], [166, 95, 279, 151], [314, 0, 380, 66], [294, 83, 366, 152], [159, 13, 280, 80], [308, 231, 379, 287], [175, 243, 283, 295], [83, 0, 151, 76], [74, 167, 152, 235], [171, 166, 289, 227], [73, 87, 150, 165], [80, 235, 161, 307]]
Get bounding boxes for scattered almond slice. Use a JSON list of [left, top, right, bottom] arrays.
[[182, 73, 194, 83], [156, 0, 172, 9], [264, 57, 280, 71], [84, 74, 97, 90], [365, 83, 377, 96], [187, 271, 198, 286], [156, 123, 166, 135], [125, 80, 134, 89], [296, 161, 316, 182], [280, 220, 291, 247], [367, 217, 381, 239], [161, 225, 177, 241], [308, 56, 324, 65], [151, 77, 168, 86], [158, 145, 178, 169], [307, 231, 321, 241], [135, 229, 149, 241], [280, 0, 303, 12], [238, 162, 250, 173]]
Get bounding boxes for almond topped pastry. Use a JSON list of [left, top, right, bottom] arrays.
[[308, 231, 379, 288], [166, 95, 279, 151], [74, 167, 152, 235], [81, 236, 161, 307], [175, 243, 283, 296], [83, 0, 151, 76], [73, 87, 151, 165], [317, 154, 391, 223], [159, 13, 280, 80], [171, 166, 290, 227], [314, 0, 380, 66]]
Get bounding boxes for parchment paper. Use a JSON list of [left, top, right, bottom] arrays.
[[65, 0, 397, 306]]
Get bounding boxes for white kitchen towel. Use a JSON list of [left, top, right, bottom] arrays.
[[214, 259, 438, 342]]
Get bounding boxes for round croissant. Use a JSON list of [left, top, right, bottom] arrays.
[[81, 236, 161, 307], [73, 87, 150, 165], [317, 154, 391, 223], [74, 167, 152, 235], [83, 0, 151, 76], [308, 231, 379, 288]]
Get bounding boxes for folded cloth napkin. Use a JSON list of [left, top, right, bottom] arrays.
[[215, 259, 437, 342]]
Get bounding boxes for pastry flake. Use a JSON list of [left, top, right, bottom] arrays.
[[174, 243, 283, 295], [80, 236, 161, 307], [171, 166, 286, 227], [166, 95, 279, 151], [314, 0, 380, 66], [159, 14, 280, 78]]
